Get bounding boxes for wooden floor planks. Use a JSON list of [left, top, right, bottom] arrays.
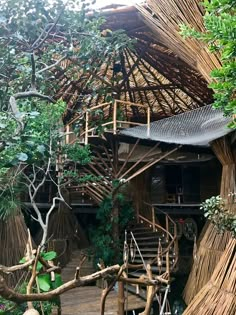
[[61, 286, 146, 314], [60, 250, 145, 314]]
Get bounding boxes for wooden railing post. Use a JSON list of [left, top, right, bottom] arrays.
[[117, 281, 125, 315], [166, 251, 170, 276], [85, 110, 89, 145], [152, 206, 155, 232], [65, 124, 70, 145], [147, 106, 150, 138], [113, 100, 117, 135], [165, 215, 169, 242]]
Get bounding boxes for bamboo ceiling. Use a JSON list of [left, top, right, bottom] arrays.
[[50, 5, 214, 122], [136, 1, 222, 83]]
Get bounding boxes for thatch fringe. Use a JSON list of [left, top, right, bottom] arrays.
[[183, 136, 236, 304], [183, 224, 232, 304], [183, 238, 236, 315], [0, 214, 28, 286]]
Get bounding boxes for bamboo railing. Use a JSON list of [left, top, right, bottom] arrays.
[[137, 204, 179, 274], [65, 100, 151, 145]]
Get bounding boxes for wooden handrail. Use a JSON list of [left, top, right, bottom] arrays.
[[65, 99, 152, 144], [138, 204, 179, 270], [138, 214, 174, 244]]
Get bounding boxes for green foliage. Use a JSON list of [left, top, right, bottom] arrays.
[[90, 192, 134, 266], [0, 296, 54, 315], [0, 101, 66, 168], [180, 0, 236, 127], [0, 0, 134, 223], [201, 195, 236, 237], [16, 249, 62, 313], [63, 143, 91, 164]]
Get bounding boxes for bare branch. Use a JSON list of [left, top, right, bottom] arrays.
[[0, 265, 120, 303], [14, 91, 55, 103], [36, 55, 67, 74], [31, 4, 66, 51], [0, 259, 34, 274]]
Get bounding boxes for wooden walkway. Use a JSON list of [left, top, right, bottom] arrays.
[[61, 250, 146, 314], [61, 286, 146, 314]]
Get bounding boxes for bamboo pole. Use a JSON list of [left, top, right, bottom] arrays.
[[85, 111, 89, 145], [113, 100, 117, 135], [152, 206, 155, 232], [117, 281, 125, 315], [147, 106, 151, 138]]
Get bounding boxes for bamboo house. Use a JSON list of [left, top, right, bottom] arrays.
[[1, 1, 235, 314]]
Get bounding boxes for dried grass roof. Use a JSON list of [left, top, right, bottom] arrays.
[[136, 0, 222, 83], [51, 5, 214, 121]]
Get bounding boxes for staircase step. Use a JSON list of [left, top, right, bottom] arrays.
[[129, 231, 166, 238], [133, 253, 175, 260], [135, 241, 169, 247]]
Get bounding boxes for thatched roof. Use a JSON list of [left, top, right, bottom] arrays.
[[136, 0, 221, 83], [52, 5, 214, 122]]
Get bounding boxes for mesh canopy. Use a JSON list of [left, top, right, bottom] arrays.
[[121, 105, 232, 146]]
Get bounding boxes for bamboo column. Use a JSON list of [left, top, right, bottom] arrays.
[[183, 136, 235, 304], [117, 281, 125, 315]]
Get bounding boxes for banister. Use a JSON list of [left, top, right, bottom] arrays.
[[65, 99, 152, 144], [138, 214, 174, 242]]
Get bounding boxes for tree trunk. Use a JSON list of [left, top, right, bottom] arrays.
[[112, 196, 120, 259]]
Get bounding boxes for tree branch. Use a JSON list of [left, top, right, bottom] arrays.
[[14, 91, 55, 103], [0, 259, 34, 274], [0, 265, 120, 303], [36, 55, 67, 74], [31, 4, 66, 51]]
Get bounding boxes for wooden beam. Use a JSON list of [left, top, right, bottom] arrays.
[[120, 84, 177, 92], [124, 146, 180, 183], [117, 139, 140, 178], [119, 142, 160, 179]]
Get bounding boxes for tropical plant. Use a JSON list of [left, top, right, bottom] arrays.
[[180, 0, 236, 127], [0, 1, 134, 312], [200, 194, 236, 237], [90, 192, 134, 266], [0, 0, 133, 245]]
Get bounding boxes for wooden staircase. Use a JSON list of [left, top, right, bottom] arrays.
[[123, 209, 178, 306]]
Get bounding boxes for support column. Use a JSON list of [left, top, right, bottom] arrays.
[[183, 136, 235, 304]]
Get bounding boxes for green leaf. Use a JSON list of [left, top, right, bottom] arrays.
[[17, 152, 28, 161], [37, 274, 51, 292], [37, 145, 46, 154], [51, 273, 63, 289], [41, 251, 57, 261], [19, 257, 26, 264], [36, 261, 43, 272]]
